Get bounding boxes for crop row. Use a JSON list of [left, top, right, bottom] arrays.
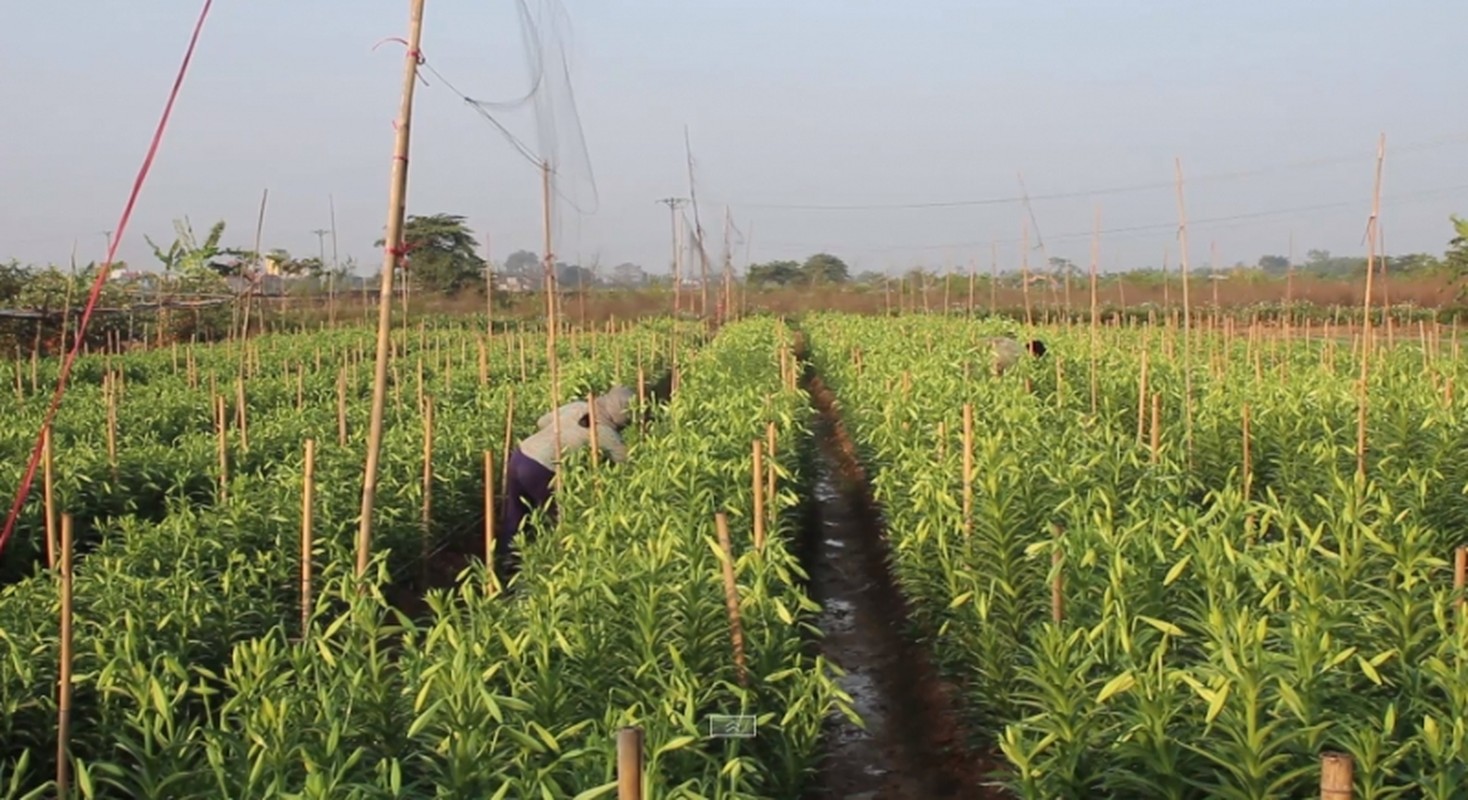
[[0, 319, 686, 575], [803, 312, 1468, 799], [0, 320, 695, 797], [3, 316, 843, 798]]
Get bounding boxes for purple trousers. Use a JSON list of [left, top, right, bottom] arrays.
[[499, 448, 556, 558]]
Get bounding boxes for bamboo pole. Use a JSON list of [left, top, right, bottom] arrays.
[[1149, 393, 1162, 463], [962, 403, 974, 536], [765, 421, 777, 531], [588, 392, 600, 469], [713, 512, 749, 687], [56, 513, 75, 797], [1173, 158, 1195, 464], [1136, 349, 1149, 444], [616, 726, 645, 800], [421, 397, 435, 577], [42, 427, 57, 570], [1320, 752, 1353, 799], [752, 440, 766, 551], [337, 367, 349, 446], [1356, 134, 1386, 484], [105, 373, 118, 476], [485, 451, 496, 567], [1051, 524, 1064, 623], [541, 160, 564, 498], [358, 0, 426, 579], [235, 376, 249, 452], [215, 395, 229, 501], [1453, 545, 1466, 612], [1089, 208, 1101, 415], [501, 391, 516, 497], [301, 439, 315, 636]]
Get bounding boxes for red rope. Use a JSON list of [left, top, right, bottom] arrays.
[[0, 0, 215, 561]]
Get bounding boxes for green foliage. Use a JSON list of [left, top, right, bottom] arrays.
[[802, 252, 850, 284], [1447, 215, 1468, 280], [0, 317, 837, 796], [747, 259, 804, 287], [804, 312, 1468, 798], [377, 214, 487, 295]]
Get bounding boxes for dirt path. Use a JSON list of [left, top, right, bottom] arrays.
[[801, 365, 1008, 800]]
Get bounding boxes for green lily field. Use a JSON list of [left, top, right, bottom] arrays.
[[2, 311, 1466, 799]]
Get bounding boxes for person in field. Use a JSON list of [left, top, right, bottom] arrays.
[[987, 336, 1047, 375], [498, 385, 634, 566]]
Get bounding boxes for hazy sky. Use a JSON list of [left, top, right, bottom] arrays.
[[4, 0, 1467, 277]]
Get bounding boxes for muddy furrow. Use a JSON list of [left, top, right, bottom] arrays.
[[800, 360, 1008, 800]]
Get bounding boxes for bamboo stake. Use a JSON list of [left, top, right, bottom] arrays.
[[422, 397, 435, 576], [1356, 134, 1386, 484], [301, 439, 315, 636], [713, 512, 749, 687], [752, 441, 766, 551], [105, 374, 118, 477], [1173, 158, 1195, 464], [43, 427, 57, 570], [765, 421, 777, 533], [215, 395, 229, 501], [235, 376, 249, 452], [337, 367, 349, 446], [1320, 752, 1353, 799], [485, 451, 496, 567], [962, 403, 974, 536], [358, 0, 426, 579], [616, 726, 645, 800], [1051, 524, 1064, 623], [1150, 393, 1162, 463], [588, 392, 600, 468], [1453, 545, 1466, 611], [500, 391, 517, 499], [1089, 208, 1100, 415], [56, 514, 74, 798], [478, 338, 489, 385], [1136, 349, 1149, 444], [1242, 404, 1253, 499]]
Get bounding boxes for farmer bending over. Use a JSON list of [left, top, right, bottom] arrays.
[[988, 336, 1047, 375], [498, 385, 634, 564]]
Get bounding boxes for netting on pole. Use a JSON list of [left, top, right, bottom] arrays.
[[420, 0, 597, 255]]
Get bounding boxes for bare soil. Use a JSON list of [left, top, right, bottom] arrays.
[[800, 363, 1009, 800]]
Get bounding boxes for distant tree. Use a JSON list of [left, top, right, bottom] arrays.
[[1446, 216, 1468, 270], [1383, 252, 1443, 275], [747, 260, 804, 286], [144, 218, 231, 288], [555, 262, 597, 289], [504, 249, 541, 277], [0, 260, 27, 303], [854, 270, 887, 285], [1257, 255, 1290, 273], [610, 262, 646, 287], [1048, 256, 1080, 277], [1306, 249, 1331, 265], [375, 213, 486, 294], [802, 252, 850, 284]]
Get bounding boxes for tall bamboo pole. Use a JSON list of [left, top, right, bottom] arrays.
[[357, 0, 426, 578]]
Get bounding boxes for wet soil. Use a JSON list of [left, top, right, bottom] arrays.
[[800, 363, 1010, 800]]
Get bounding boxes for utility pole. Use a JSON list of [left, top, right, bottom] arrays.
[[313, 229, 329, 267], [656, 197, 687, 314], [328, 195, 340, 325], [721, 206, 733, 325]]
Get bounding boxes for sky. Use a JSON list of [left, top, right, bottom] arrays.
[[3, 0, 1468, 278]]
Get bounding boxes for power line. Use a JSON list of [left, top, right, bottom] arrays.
[[743, 182, 1468, 255], [711, 132, 1468, 211]]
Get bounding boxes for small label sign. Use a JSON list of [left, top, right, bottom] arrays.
[[706, 714, 757, 738]]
